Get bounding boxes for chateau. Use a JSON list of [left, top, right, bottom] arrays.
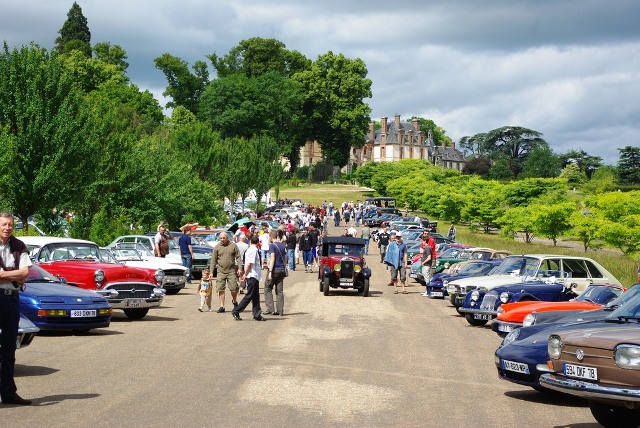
[[299, 114, 466, 172]]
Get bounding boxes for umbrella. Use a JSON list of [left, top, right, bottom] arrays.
[[227, 217, 254, 233]]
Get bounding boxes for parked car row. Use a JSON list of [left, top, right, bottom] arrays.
[[406, 238, 637, 427]]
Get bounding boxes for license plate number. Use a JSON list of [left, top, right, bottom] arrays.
[[502, 359, 530, 374], [474, 313, 493, 320], [125, 299, 142, 308], [339, 282, 353, 287], [430, 291, 443, 297], [71, 310, 97, 318], [564, 363, 597, 381], [498, 324, 514, 333]]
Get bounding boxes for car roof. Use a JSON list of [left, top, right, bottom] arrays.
[[324, 236, 366, 245], [19, 236, 96, 246]]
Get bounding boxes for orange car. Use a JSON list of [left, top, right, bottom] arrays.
[[492, 283, 624, 335]]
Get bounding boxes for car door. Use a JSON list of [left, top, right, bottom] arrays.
[[560, 258, 596, 292]]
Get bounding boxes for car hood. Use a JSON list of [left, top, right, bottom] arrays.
[[556, 323, 640, 349], [498, 301, 602, 322], [122, 260, 187, 272], [22, 282, 108, 303], [449, 274, 522, 288]]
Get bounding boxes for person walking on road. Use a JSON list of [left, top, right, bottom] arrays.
[[209, 232, 242, 313], [0, 212, 33, 405], [178, 224, 195, 283], [384, 231, 408, 294], [360, 225, 371, 255], [285, 228, 297, 271], [264, 231, 287, 316], [197, 268, 213, 311], [377, 226, 391, 263], [299, 227, 314, 273], [419, 238, 434, 297], [232, 234, 266, 321]]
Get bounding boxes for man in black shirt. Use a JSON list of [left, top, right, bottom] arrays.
[[298, 227, 314, 273], [377, 226, 390, 264], [308, 224, 320, 268]]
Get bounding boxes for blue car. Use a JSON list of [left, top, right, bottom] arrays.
[[494, 285, 640, 391], [427, 260, 502, 298], [459, 275, 623, 327], [20, 265, 112, 332]]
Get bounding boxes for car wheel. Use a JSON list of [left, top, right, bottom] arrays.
[[123, 308, 150, 320], [165, 288, 180, 295], [323, 277, 330, 296], [464, 314, 488, 327], [319, 277, 323, 292], [362, 279, 370, 297], [589, 400, 640, 428]]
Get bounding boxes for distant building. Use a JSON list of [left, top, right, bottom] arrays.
[[299, 114, 466, 172]]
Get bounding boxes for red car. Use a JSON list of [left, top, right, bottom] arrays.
[[22, 237, 165, 319]]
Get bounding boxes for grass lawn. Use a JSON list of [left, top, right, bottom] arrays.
[[276, 183, 375, 207]]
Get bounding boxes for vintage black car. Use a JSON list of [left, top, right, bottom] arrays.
[[319, 236, 371, 296]]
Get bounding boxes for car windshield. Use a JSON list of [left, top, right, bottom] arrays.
[[575, 284, 623, 304], [606, 286, 640, 322], [37, 242, 101, 262], [25, 264, 63, 282], [459, 262, 495, 275], [493, 256, 539, 276], [328, 244, 364, 257], [440, 248, 464, 259], [107, 248, 142, 262]]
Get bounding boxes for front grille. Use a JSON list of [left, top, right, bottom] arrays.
[[192, 259, 208, 268], [163, 268, 186, 276], [106, 282, 155, 299], [480, 292, 499, 311], [340, 259, 355, 279]]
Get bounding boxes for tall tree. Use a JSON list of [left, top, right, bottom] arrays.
[[295, 51, 372, 169], [154, 53, 209, 114], [208, 37, 310, 79], [54, 2, 92, 57], [558, 149, 603, 179], [0, 43, 95, 230], [617, 146, 640, 185], [519, 146, 561, 178]]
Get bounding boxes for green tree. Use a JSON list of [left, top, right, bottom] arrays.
[[617, 146, 640, 185], [558, 149, 603, 179], [532, 202, 574, 246], [487, 159, 515, 180], [59, 49, 128, 92], [519, 146, 561, 178], [0, 43, 95, 231], [583, 165, 617, 194], [208, 37, 310, 79], [294, 51, 372, 169], [54, 2, 91, 57], [411, 117, 452, 146], [560, 163, 588, 186], [93, 42, 129, 73], [460, 180, 505, 233], [154, 53, 209, 114], [496, 207, 536, 243], [570, 209, 602, 252], [462, 156, 491, 176]]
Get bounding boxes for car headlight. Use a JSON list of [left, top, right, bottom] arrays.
[[523, 313, 536, 327], [354, 265, 362, 273], [548, 334, 562, 359], [502, 329, 520, 346], [444, 262, 450, 268], [500, 292, 510, 303], [94, 269, 105, 283], [496, 306, 504, 315], [155, 269, 165, 282], [334, 264, 341, 272], [471, 290, 480, 301], [614, 344, 640, 370]]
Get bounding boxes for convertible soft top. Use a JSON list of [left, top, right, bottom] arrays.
[[323, 236, 366, 246]]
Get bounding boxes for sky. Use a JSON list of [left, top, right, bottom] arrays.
[[2, 0, 639, 165]]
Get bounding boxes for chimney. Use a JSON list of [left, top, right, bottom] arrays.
[[394, 114, 401, 129], [381, 116, 388, 135], [451, 142, 455, 150], [412, 118, 420, 131]]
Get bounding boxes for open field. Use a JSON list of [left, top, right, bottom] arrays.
[[276, 183, 638, 286]]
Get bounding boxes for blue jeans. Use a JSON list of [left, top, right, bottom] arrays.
[[181, 254, 193, 282], [364, 239, 369, 255], [303, 250, 313, 267], [287, 248, 295, 270]]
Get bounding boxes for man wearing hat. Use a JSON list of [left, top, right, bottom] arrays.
[[383, 231, 408, 294]]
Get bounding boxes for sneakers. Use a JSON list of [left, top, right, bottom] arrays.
[[232, 311, 242, 321], [2, 395, 32, 405], [208, 307, 213, 311], [216, 307, 225, 313], [198, 308, 203, 312], [254, 315, 267, 321]]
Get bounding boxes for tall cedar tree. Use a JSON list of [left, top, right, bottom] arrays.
[[54, 2, 92, 58]]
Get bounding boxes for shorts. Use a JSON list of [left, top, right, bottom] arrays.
[[312, 247, 317, 258], [390, 265, 406, 282], [216, 271, 239, 292]]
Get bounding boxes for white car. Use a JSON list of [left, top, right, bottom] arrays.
[[100, 245, 188, 294], [446, 254, 622, 311]]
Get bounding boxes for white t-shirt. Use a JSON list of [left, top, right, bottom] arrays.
[[244, 245, 262, 280]]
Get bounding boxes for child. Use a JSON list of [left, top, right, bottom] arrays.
[[197, 269, 213, 312]]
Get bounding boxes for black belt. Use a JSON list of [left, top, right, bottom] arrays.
[[1, 288, 19, 296]]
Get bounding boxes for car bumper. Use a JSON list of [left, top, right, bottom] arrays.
[[449, 293, 466, 307], [495, 349, 553, 388], [459, 307, 498, 318], [492, 321, 522, 335], [160, 275, 186, 289], [540, 374, 640, 404]]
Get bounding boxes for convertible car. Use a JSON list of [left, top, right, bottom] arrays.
[[492, 283, 626, 335], [494, 285, 640, 393], [21, 265, 112, 331]]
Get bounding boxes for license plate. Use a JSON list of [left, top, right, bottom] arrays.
[[502, 359, 530, 374], [339, 282, 353, 287], [564, 363, 598, 381], [430, 291, 443, 297], [498, 324, 514, 333], [474, 313, 493, 320], [70, 310, 97, 318], [125, 299, 142, 308]]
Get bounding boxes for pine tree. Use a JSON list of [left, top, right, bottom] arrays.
[[54, 2, 91, 57]]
